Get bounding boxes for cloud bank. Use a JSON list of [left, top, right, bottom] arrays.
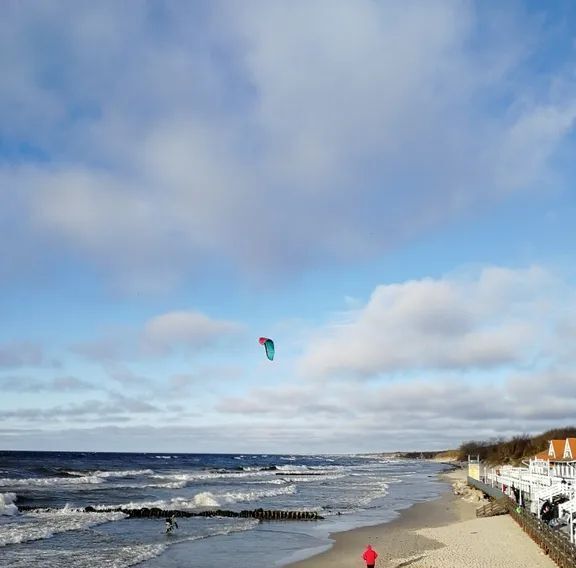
[[2, 264, 568, 452], [1, 1, 575, 289]]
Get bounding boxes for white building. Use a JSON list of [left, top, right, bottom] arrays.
[[473, 437, 576, 541]]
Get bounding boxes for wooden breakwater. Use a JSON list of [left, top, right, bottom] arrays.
[[468, 477, 576, 568], [17, 505, 323, 521]]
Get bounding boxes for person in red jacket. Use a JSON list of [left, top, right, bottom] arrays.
[[362, 544, 378, 567]]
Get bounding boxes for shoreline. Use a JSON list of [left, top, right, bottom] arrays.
[[284, 468, 556, 568]]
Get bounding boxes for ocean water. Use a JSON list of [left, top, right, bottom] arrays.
[[0, 451, 450, 567]]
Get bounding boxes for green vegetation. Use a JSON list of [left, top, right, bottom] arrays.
[[457, 427, 576, 465], [398, 450, 458, 460]]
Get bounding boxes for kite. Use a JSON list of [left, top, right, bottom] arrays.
[[258, 337, 275, 361]]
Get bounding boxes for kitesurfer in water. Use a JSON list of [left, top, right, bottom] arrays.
[[165, 515, 178, 534]]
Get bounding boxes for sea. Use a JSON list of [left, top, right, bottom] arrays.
[[0, 451, 451, 567]]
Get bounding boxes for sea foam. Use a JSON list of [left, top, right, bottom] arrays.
[[0, 511, 126, 547], [95, 469, 154, 478], [93, 484, 298, 512], [0, 492, 18, 516], [0, 475, 103, 487]]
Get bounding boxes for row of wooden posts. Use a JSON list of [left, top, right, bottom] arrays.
[[509, 499, 576, 568], [18, 505, 323, 521]]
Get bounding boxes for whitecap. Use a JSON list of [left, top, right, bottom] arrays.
[[0, 492, 18, 516], [0, 476, 103, 488], [93, 484, 298, 512], [93, 469, 154, 479], [65, 469, 153, 479], [0, 511, 126, 547], [0, 543, 165, 568], [149, 468, 275, 486]]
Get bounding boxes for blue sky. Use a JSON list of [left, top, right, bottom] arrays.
[[2, 0, 576, 453]]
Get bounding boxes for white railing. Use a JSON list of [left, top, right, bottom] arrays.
[[470, 457, 576, 546], [533, 484, 567, 513], [480, 463, 576, 518], [551, 462, 576, 479], [559, 497, 576, 543], [485, 467, 553, 494], [560, 498, 576, 515]]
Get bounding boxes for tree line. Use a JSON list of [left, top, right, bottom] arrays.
[[457, 427, 576, 465]]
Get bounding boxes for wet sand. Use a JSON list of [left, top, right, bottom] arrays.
[[286, 469, 556, 568]]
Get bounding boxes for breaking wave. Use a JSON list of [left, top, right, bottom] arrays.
[[67, 469, 154, 479], [148, 465, 337, 488], [0, 492, 18, 516], [0, 476, 104, 488], [93, 484, 298, 511], [0, 510, 126, 547], [0, 543, 166, 568]]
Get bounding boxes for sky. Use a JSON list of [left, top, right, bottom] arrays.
[[2, 0, 576, 454]]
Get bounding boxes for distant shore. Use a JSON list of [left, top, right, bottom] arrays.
[[285, 469, 556, 568]]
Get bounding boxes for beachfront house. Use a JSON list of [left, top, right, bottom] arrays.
[[535, 439, 576, 480], [563, 439, 576, 460], [473, 437, 576, 541], [472, 437, 576, 492]]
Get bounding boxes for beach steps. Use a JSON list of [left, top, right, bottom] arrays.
[[476, 499, 508, 518]]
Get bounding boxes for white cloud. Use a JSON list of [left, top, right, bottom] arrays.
[[1, 2, 575, 288], [0, 393, 160, 423], [0, 342, 56, 369], [106, 366, 153, 387], [74, 309, 243, 363], [0, 375, 96, 392], [213, 366, 576, 451], [217, 383, 350, 418], [2, 363, 575, 452], [299, 266, 561, 378], [144, 311, 241, 352]]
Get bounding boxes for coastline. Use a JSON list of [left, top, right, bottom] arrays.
[[284, 468, 556, 568]]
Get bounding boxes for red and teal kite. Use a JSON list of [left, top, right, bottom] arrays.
[[259, 337, 275, 361]]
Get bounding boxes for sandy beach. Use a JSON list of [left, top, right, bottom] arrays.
[[286, 469, 556, 568]]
